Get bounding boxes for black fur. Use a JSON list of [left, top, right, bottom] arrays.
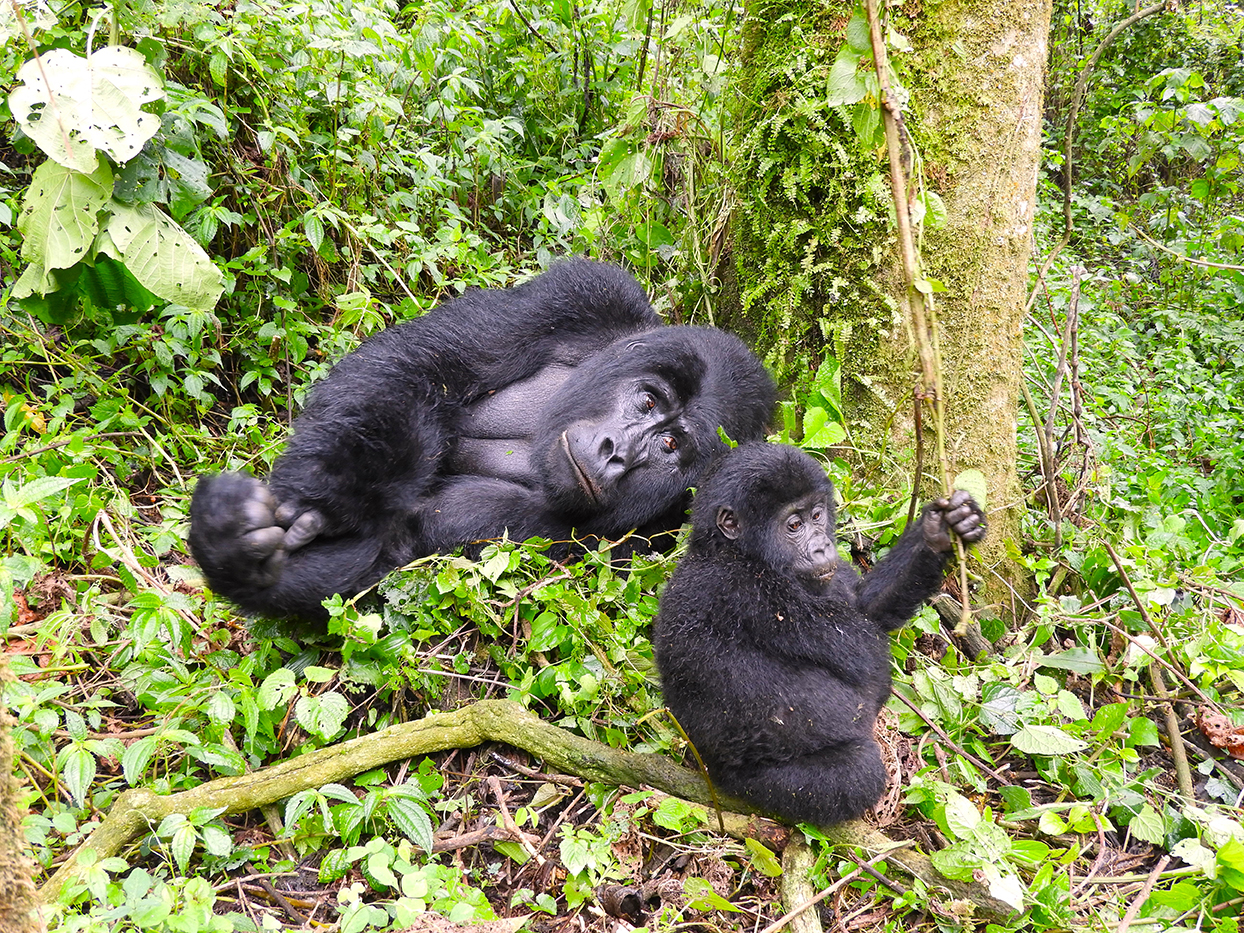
[[653, 442, 986, 826], [190, 260, 776, 620]]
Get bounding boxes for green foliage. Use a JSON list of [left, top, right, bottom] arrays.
[[729, 0, 892, 380], [5, 0, 1244, 930]]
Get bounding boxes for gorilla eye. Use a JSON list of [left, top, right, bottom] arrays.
[[662, 436, 679, 452], [787, 516, 803, 533], [644, 394, 657, 411], [813, 508, 823, 522]]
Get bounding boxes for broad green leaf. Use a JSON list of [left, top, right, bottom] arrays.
[[10, 46, 165, 171], [744, 838, 783, 877], [14, 160, 112, 296], [1011, 724, 1088, 756], [206, 692, 236, 726], [684, 877, 741, 912], [943, 792, 980, 839], [802, 406, 847, 449], [121, 736, 156, 786], [61, 746, 96, 806], [981, 863, 1025, 910], [319, 848, 351, 884], [493, 840, 529, 864], [1038, 647, 1106, 674], [171, 823, 197, 874], [1128, 804, 1165, 845], [99, 200, 224, 311], [929, 843, 979, 881], [258, 668, 297, 710], [844, 9, 872, 51], [979, 683, 1023, 736], [0, 0, 56, 42], [387, 796, 434, 852], [827, 47, 868, 107], [1091, 702, 1129, 737], [1128, 716, 1161, 747], [304, 213, 324, 251], [201, 824, 232, 857], [1056, 689, 1087, 721]]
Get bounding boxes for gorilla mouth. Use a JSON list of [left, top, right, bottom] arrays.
[[560, 431, 601, 505]]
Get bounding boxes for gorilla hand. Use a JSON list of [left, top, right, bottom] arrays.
[[919, 489, 987, 553], [189, 472, 325, 589]]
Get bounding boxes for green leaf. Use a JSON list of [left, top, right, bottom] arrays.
[[98, 200, 224, 311], [493, 840, 529, 864], [61, 746, 97, 806], [14, 160, 112, 296], [844, 9, 872, 51], [826, 47, 868, 107], [319, 847, 351, 884], [121, 736, 156, 786], [1127, 717, 1161, 747], [1038, 647, 1105, 674], [1090, 702, 1127, 737], [684, 876, 741, 912], [206, 692, 236, 726], [258, 668, 296, 710], [979, 683, 1023, 736], [744, 838, 783, 877], [943, 793, 980, 839], [304, 213, 324, 251], [1218, 838, 1244, 892], [929, 843, 980, 881], [5, 474, 89, 510], [1127, 804, 1165, 845], [1010, 725, 1088, 756], [9, 46, 165, 171], [387, 796, 434, 853], [1056, 690, 1087, 721], [171, 823, 197, 875]]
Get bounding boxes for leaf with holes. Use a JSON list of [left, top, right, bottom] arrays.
[[99, 200, 223, 311], [10, 46, 165, 171]]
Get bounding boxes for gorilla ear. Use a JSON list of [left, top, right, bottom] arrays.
[[716, 506, 740, 540]]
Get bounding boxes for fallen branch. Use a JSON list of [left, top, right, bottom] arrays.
[[40, 700, 1014, 917]]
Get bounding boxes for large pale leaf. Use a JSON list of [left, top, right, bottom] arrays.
[[99, 200, 224, 311], [0, 0, 57, 43], [13, 160, 112, 298], [9, 46, 165, 171]]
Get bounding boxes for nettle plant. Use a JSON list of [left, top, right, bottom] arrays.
[[7, 23, 224, 323]]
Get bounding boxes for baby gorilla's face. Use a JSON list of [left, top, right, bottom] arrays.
[[760, 490, 839, 587]]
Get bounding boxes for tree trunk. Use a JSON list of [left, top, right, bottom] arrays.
[[726, 0, 1051, 620], [1, 659, 42, 932]]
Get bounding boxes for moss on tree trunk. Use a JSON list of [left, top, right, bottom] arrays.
[[726, 0, 1051, 617], [1, 658, 42, 932]]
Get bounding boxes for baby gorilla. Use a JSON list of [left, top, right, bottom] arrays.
[[653, 442, 986, 826]]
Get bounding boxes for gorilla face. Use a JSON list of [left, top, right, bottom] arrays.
[[534, 335, 710, 533]]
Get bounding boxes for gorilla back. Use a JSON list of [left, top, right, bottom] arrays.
[[653, 443, 986, 826], [190, 260, 775, 621]]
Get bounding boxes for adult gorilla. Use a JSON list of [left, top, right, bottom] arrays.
[[190, 260, 775, 621]]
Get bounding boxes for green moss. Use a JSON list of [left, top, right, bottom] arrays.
[[727, 0, 896, 390]]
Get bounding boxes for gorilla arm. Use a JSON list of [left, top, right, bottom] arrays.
[[189, 261, 658, 621], [853, 490, 987, 632]]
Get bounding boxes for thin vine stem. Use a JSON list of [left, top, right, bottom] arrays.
[[862, 0, 972, 633]]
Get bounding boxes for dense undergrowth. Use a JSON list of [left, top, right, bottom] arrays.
[[2, 0, 1244, 930]]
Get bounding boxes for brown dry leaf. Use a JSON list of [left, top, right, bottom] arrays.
[[1196, 708, 1244, 759]]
